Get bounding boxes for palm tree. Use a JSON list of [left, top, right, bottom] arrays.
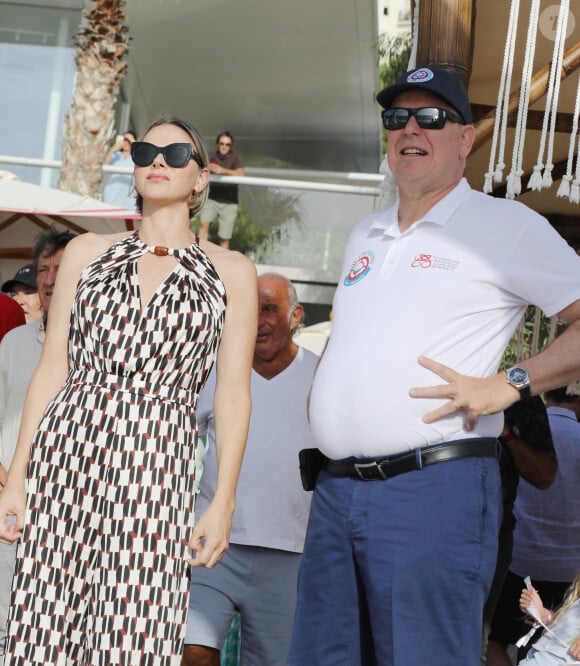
[[57, 0, 130, 198]]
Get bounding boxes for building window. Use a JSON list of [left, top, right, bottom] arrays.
[[0, 3, 80, 186]]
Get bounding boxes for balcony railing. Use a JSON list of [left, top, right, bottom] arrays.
[[0, 155, 386, 310]]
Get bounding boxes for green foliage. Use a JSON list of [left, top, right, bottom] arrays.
[[191, 186, 304, 260], [378, 32, 413, 88], [191, 204, 270, 254], [378, 32, 413, 153], [500, 305, 567, 370], [241, 187, 303, 231]]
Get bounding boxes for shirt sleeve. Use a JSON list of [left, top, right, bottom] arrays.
[[499, 206, 580, 317], [196, 368, 216, 437]]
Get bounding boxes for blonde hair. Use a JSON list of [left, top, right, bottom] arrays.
[[549, 569, 580, 627]]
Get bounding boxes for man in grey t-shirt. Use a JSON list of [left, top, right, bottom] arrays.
[[198, 131, 244, 250], [182, 273, 318, 666]]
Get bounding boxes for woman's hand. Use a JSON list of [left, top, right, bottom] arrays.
[[0, 478, 26, 544], [186, 498, 233, 569]]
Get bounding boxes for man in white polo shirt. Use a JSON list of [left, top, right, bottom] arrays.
[[287, 66, 580, 666]]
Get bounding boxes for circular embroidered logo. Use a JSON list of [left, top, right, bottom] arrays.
[[407, 68, 434, 83], [344, 251, 375, 286]]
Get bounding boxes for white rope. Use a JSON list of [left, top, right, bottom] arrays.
[[571, 128, 580, 202], [506, 0, 541, 199], [557, 69, 580, 200], [484, 0, 520, 193], [542, 1, 569, 189], [527, 2, 567, 190]]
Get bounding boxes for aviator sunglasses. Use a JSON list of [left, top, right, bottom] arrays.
[[131, 142, 205, 169], [382, 107, 465, 131]]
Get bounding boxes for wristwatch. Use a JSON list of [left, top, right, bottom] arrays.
[[506, 365, 531, 400]]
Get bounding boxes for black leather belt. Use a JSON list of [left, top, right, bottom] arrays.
[[324, 438, 499, 481]]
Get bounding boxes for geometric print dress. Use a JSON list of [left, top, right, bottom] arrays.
[[5, 232, 226, 666]]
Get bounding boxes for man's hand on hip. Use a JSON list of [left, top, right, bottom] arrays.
[[409, 355, 521, 431]]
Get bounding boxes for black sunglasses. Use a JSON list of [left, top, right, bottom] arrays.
[[382, 107, 465, 131], [131, 142, 205, 169]]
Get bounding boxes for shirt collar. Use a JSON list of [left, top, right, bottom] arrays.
[[369, 178, 471, 238]]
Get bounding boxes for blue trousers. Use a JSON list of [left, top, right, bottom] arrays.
[[287, 456, 501, 666]]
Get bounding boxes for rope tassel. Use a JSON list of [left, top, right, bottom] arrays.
[[485, 0, 577, 203], [506, 0, 541, 198], [527, 0, 569, 192]]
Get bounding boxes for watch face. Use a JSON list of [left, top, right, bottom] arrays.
[[509, 367, 528, 384]]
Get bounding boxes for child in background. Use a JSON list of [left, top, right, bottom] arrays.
[[518, 575, 580, 664]]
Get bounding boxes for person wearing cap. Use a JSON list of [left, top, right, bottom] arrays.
[[287, 65, 580, 666], [0, 229, 75, 663], [1, 264, 42, 324]]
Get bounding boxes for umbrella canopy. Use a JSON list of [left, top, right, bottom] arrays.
[[0, 179, 140, 282]]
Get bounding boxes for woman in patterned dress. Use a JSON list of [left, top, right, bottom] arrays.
[[0, 118, 257, 665]]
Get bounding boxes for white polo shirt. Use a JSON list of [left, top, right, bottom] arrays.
[[310, 179, 580, 459]]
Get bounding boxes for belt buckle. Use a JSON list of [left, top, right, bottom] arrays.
[[353, 461, 387, 480]]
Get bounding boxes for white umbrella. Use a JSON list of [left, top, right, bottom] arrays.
[[0, 179, 141, 281]]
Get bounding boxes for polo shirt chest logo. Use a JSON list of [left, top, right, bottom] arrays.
[[411, 253, 459, 271], [344, 250, 375, 286]]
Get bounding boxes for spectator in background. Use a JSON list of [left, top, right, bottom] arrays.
[[488, 384, 580, 665], [199, 132, 245, 249], [482, 397, 557, 665], [102, 130, 137, 211], [516, 575, 580, 664], [0, 295, 23, 344], [0, 229, 75, 664], [1, 264, 42, 324], [183, 273, 317, 666]]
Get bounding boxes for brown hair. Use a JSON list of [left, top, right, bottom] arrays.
[[134, 117, 209, 217], [216, 131, 235, 148], [33, 228, 76, 273]]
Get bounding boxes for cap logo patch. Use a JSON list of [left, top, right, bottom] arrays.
[[407, 68, 434, 84]]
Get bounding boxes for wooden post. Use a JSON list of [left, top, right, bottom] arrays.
[[414, 0, 476, 87]]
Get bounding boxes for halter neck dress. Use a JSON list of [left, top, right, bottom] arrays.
[[5, 232, 226, 666]]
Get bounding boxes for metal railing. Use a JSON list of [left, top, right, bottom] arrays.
[[0, 154, 386, 307], [0, 155, 383, 197]]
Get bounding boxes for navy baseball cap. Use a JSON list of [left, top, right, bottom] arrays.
[[1, 263, 36, 292], [376, 65, 473, 124]]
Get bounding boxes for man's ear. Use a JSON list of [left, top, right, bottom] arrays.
[[459, 124, 475, 159], [291, 304, 304, 333]]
